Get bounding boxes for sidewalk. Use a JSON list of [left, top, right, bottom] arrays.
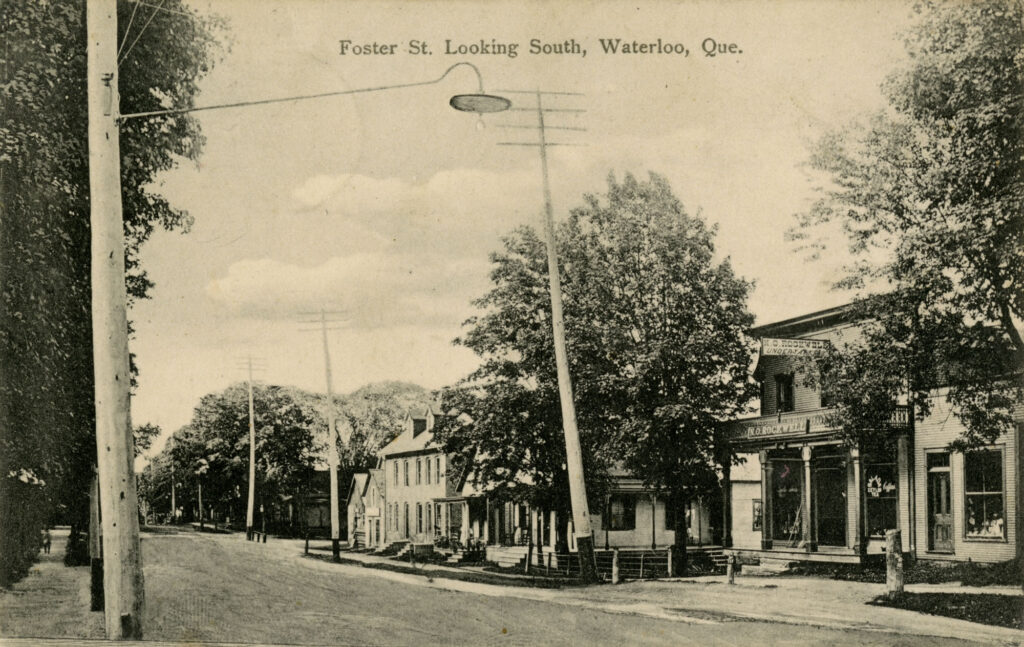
[[0, 528, 104, 641], [249, 534, 1024, 645]]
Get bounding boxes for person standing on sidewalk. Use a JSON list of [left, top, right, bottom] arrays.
[[41, 528, 51, 554]]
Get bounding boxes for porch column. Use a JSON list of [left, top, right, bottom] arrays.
[[483, 499, 490, 545], [461, 501, 470, 543], [604, 495, 610, 549], [802, 446, 816, 551], [760, 450, 773, 549], [651, 494, 657, 550], [722, 462, 733, 548], [851, 448, 864, 555], [896, 434, 910, 555], [549, 510, 557, 550]]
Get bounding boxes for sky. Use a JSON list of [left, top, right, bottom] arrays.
[[129, 0, 915, 458]]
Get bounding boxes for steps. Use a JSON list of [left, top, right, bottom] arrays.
[[486, 545, 530, 568], [702, 547, 728, 567]]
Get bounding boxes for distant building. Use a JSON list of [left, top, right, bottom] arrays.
[[378, 406, 452, 545], [347, 470, 386, 549]]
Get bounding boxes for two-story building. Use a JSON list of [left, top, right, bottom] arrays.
[[723, 305, 1022, 566], [378, 406, 452, 545]]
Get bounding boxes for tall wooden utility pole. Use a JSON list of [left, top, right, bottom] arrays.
[[169, 438, 176, 521], [496, 90, 598, 582], [320, 309, 341, 561], [87, 0, 145, 637], [298, 310, 346, 559], [246, 356, 257, 540]]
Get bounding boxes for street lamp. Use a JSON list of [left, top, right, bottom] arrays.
[[450, 90, 600, 582]]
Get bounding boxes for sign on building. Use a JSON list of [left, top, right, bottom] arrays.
[[760, 337, 831, 356]]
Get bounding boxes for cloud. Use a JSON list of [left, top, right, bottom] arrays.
[[205, 252, 490, 329]]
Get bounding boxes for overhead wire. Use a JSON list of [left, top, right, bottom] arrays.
[[118, 0, 166, 67], [130, 0, 193, 17], [116, 0, 141, 61]]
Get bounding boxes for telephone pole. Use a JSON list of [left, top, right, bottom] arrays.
[[169, 437, 176, 522], [300, 310, 347, 560], [87, 0, 145, 637], [236, 356, 265, 540], [492, 90, 599, 582]]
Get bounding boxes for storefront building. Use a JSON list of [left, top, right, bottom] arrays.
[[723, 305, 1022, 565]]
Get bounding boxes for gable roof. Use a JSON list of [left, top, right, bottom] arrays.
[[368, 468, 385, 496], [347, 473, 368, 504], [378, 406, 447, 458]]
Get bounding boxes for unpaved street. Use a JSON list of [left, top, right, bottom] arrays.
[[2, 528, 1007, 646]]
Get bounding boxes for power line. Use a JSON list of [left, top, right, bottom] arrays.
[[129, 0, 193, 18], [116, 0, 141, 61], [118, 0, 165, 67]]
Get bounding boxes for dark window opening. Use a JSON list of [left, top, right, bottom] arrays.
[[775, 374, 795, 413], [603, 494, 636, 531]]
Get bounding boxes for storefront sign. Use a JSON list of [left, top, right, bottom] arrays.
[[731, 411, 833, 440], [760, 337, 831, 356]]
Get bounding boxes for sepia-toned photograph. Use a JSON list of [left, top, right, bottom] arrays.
[[1, 1, 1022, 645]]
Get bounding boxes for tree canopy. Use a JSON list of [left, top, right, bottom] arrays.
[[0, 0, 225, 581], [792, 0, 1024, 449], [435, 172, 755, 546], [140, 381, 430, 523]]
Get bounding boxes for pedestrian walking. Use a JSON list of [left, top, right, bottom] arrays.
[[42, 528, 51, 554]]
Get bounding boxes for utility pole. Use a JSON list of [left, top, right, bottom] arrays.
[[495, 90, 598, 582], [246, 357, 257, 540], [300, 310, 347, 561], [87, 0, 145, 637], [169, 441, 176, 523]]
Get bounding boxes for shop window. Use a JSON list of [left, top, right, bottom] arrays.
[[775, 374, 794, 413], [752, 499, 763, 531], [604, 494, 636, 531], [772, 459, 803, 541], [865, 461, 898, 537], [965, 449, 1005, 540]]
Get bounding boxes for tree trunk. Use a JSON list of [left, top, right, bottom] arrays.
[[524, 509, 533, 574], [673, 496, 688, 577]]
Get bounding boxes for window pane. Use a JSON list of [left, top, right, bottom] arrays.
[[966, 494, 1004, 538], [966, 450, 1001, 493], [927, 452, 950, 469]]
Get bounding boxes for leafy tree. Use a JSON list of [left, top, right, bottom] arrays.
[[164, 384, 321, 524], [792, 0, 1023, 449], [436, 173, 756, 572], [0, 1, 224, 580], [133, 423, 161, 458]]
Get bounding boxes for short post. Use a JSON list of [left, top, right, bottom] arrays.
[[885, 529, 904, 600], [611, 549, 620, 584], [639, 552, 645, 579], [727, 554, 736, 585], [546, 552, 551, 575], [666, 546, 673, 577], [304, 533, 310, 555]]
